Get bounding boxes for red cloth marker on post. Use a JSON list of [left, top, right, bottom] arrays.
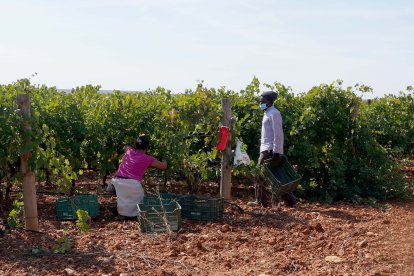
[[216, 126, 230, 151]]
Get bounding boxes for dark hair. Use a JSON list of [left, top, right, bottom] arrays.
[[133, 135, 150, 150]]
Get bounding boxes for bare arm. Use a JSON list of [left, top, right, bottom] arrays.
[[150, 159, 168, 170]]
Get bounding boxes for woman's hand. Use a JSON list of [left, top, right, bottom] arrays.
[[151, 158, 168, 170]]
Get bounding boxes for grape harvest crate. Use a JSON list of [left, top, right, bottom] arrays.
[[55, 194, 99, 220], [178, 195, 224, 221], [262, 155, 301, 197], [137, 201, 182, 233], [143, 193, 182, 205], [144, 194, 224, 221]]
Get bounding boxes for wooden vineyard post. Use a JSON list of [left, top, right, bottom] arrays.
[[17, 94, 39, 231], [220, 98, 232, 200]]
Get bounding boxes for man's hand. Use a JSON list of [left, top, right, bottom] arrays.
[[272, 152, 283, 167], [272, 152, 283, 162]]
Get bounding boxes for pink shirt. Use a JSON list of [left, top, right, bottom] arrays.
[[114, 147, 155, 181]]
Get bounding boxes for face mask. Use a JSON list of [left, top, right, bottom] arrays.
[[260, 103, 267, 111]]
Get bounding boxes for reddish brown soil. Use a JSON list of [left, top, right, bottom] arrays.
[[1, 161, 413, 276]]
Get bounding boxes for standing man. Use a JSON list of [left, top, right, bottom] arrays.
[[259, 91, 284, 164], [252, 91, 284, 207]]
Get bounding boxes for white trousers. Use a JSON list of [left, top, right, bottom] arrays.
[[111, 178, 144, 217]]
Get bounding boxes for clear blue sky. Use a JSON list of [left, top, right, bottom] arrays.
[[1, 0, 413, 97]]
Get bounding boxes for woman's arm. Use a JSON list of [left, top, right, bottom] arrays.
[[150, 159, 168, 170]]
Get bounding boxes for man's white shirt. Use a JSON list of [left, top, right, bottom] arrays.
[[260, 106, 284, 154]]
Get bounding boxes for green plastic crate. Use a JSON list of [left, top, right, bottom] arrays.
[[143, 197, 172, 206], [143, 193, 182, 205], [56, 194, 99, 220], [159, 193, 182, 200], [144, 193, 224, 221], [137, 201, 181, 233], [262, 156, 301, 197], [178, 195, 224, 221]]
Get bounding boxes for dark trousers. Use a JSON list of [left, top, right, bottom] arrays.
[[255, 150, 273, 206]]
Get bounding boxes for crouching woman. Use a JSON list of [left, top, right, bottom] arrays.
[[111, 135, 167, 217]]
